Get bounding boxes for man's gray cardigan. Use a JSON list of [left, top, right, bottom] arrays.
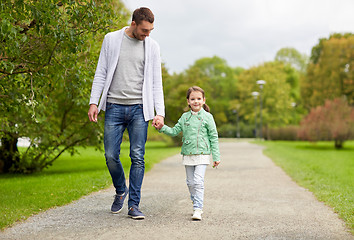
[[89, 26, 165, 121]]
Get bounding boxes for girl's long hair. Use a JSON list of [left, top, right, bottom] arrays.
[[186, 86, 210, 112]]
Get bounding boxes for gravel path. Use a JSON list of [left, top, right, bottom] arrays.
[[1, 141, 352, 240]]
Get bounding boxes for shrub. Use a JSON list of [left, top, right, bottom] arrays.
[[265, 126, 299, 140], [297, 98, 354, 148], [218, 123, 254, 138]]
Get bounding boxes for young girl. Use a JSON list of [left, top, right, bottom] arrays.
[[154, 86, 220, 220]]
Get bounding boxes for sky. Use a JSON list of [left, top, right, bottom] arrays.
[[122, 0, 354, 73]]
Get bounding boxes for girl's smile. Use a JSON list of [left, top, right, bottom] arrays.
[[187, 91, 205, 112]]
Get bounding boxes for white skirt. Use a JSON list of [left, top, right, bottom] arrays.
[[182, 154, 211, 166]]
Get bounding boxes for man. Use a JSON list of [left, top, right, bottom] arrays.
[[88, 7, 164, 220]]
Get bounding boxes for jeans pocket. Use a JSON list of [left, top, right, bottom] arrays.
[[106, 102, 113, 111]]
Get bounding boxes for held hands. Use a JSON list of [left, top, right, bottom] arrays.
[[154, 120, 164, 130], [152, 115, 164, 130]]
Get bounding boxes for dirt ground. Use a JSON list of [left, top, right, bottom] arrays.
[[1, 141, 353, 240]]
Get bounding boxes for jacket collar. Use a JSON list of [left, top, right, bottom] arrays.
[[189, 108, 205, 116]]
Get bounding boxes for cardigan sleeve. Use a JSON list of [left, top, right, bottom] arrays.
[[206, 114, 220, 162], [89, 34, 109, 106], [151, 42, 165, 117], [159, 116, 183, 137]]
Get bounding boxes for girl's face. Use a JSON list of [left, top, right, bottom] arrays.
[[187, 91, 205, 112]]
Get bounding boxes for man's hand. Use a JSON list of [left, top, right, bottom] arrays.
[[152, 115, 164, 128], [88, 104, 98, 122]]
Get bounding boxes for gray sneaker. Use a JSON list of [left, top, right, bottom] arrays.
[[128, 205, 145, 219], [111, 188, 128, 213]]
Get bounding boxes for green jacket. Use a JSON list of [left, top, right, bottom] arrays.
[[159, 109, 220, 162]]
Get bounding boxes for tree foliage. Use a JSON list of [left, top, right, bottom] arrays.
[[163, 56, 242, 127], [275, 47, 308, 73], [301, 33, 354, 109], [0, 0, 130, 173], [297, 98, 354, 148], [162, 56, 243, 143], [236, 61, 299, 129]]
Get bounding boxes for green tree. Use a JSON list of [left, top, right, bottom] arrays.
[[301, 33, 354, 109], [275, 47, 307, 104], [236, 61, 296, 132], [0, 0, 130, 173], [275, 47, 308, 73], [162, 56, 242, 128]]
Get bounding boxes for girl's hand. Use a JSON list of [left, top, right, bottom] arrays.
[[212, 161, 220, 168], [152, 115, 164, 128], [153, 120, 164, 130]]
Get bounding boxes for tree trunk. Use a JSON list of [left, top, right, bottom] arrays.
[[334, 139, 343, 149], [0, 134, 19, 173]]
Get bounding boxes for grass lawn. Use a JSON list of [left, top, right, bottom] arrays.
[[256, 140, 354, 234], [0, 141, 180, 230]]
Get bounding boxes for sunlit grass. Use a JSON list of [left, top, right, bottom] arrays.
[[0, 141, 179, 230], [255, 140, 354, 234]]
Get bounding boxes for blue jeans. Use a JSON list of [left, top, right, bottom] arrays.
[[104, 103, 148, 208], [185, 164, 207, 210]]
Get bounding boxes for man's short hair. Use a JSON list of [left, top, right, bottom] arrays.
[[132, 7, 154, 25]]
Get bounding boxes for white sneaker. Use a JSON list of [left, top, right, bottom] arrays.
[[192, 209, 203, 220]]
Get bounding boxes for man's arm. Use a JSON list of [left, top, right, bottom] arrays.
[[89, 34, 109, 107], [151, 41, 165, 118], [88, 34, 110, 122]]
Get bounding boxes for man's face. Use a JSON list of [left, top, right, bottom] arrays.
[[132, 20, 154, 41]]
